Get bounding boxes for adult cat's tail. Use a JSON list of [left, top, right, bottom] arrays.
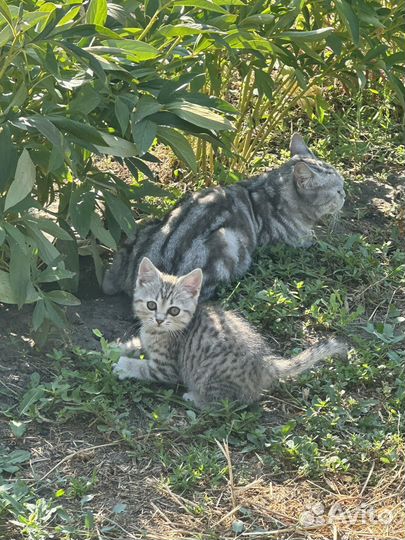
[[271, 339, 347, 379]]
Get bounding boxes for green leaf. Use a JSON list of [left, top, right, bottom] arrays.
[[166, 101, 234, 131], [335, 0, 360, 46], [3, 223, 29, 254], [9, 421, 27, 438], [48, 117, 105, 145], [89, 238, 104, 284], [4, 83, 27, 114], [386, 73, 405, 110], [70, 85, 102, 115], [90, 213, 117, 250], [0, 24, 12, 47], [34, 218, 74, 241], [43, 299, 66, 328], [8, 237, 31, 308], [0, 125, 18, 192], [5, 450, 31, 465], [58, 41, 107, 83], [103, 39, 160, 61], [115, 96, 131, 135], [0, 225, 5, 246], [0, 270, 39, 304], [254, 69, 273, 100], [104, 192, 136, 235], [240, 14, 275, 26], [157, 127, 197, 172], [32, 300, 46, 331], [280, 28, 334, 42], [69, 189, 96, 238], [20, 115, 64, 154], [159, 23, 224, 37], [172, 0, 227, 14], [132, 119, 157, 156], [46, 290, 81, 306], [95, 133, 139, 158], [132, 97, 162, 124], [86, 0, 107, 26], [0, 0, 14, 29], [25, 221, 60, 265], [4, 149, 36, 211], [37, 266, 76, 284]]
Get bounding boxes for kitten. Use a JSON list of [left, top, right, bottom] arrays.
[[103, 133, 345, 301], [113, 257, 347, 408]]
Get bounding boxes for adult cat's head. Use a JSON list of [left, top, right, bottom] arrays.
[[288, 133, 345, 218], [133, 257, 202, 333]]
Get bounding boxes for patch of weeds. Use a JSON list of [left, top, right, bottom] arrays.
[[67, 470, 98, 500], [160, 444, 228, 494]]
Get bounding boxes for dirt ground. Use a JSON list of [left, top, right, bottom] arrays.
[[0, 173, 404, 540]]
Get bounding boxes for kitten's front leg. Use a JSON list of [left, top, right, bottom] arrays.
[[115, 336, 142, 355], [113, 356, 145, 380], [113, 356, 179, 384]]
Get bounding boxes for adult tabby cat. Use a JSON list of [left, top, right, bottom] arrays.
[[113, 258, 347, 408], [103, 133, 345, 300]]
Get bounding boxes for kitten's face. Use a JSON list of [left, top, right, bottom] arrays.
[[290, 133, 345, 218], [133, 258, 202, 334]]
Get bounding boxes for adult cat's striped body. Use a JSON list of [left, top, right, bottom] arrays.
[[103, 134, 345, 300]]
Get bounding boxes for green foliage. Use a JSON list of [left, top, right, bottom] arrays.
[[0, 0, 235, 339], [1, 0, 404, 339]]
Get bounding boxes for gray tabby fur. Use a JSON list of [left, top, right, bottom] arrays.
[[103, 133, 345, 300], [113, 258, 347, 408]]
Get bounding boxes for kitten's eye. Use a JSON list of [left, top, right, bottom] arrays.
[[147, 301, 157, 311], [167, 306, 180, 316]]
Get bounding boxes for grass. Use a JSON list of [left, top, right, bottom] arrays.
[[0, 89, 404, 539]]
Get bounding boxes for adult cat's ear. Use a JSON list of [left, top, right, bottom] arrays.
[[137, 257, 160, 287], [290, 133, 311, 157], [177, 268, 203, 299], [294, 161, 314, 188]]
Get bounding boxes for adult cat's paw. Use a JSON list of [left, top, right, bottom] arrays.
[[113, 356, 141, 380]]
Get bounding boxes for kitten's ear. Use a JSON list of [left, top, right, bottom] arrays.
[[137, 257, 160, 287], [177, 268, 203, 299], [294, 161, 315, 188], [290, 133, 311, 156]]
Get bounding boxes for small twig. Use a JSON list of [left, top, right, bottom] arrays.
[[240, 523, 328, 536], [0, 378, 19, 396], [216, 439, 237, 510], [213, 505, 241, 527], [102, 516, 140, 539], [360, 461, 375, 497], [161, 484, 199, 514], [150, 501, 172, 524]]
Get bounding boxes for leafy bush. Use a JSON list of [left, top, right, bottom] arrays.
[[0, 0, 403, 340], [0, 0, 235, 339]]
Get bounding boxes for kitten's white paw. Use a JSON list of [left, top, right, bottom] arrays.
[[182, 391, 197, 404], [113, 356, 142, 380], [112, 337, 142, 354]]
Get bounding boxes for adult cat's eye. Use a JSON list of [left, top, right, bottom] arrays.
[[167, 306, 180, 316], [147, 301, 157, 311]]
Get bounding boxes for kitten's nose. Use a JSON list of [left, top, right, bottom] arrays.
[[156, 319, 163, 325]]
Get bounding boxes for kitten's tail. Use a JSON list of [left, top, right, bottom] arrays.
[[271, 339, 347, 379]]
